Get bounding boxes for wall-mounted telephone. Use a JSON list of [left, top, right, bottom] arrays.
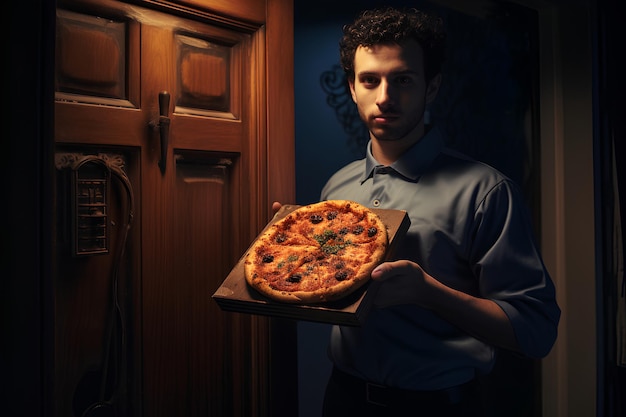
[[72, 159, 111, 256], [55, 152, 134, 257]]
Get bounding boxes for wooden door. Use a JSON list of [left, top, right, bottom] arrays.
[[53, 0, 296, 416]]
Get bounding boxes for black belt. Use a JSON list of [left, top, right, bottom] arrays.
[[330, 367, 478, 408]]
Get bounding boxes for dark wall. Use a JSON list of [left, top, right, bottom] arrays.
[[5, 1, 56, 416], [597, 0, 626, 415]]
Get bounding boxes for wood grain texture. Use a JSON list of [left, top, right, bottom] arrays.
[[54, 0, 296, 415]]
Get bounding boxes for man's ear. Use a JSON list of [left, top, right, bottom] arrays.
[[348, 77, 357, 103], [425, 73, 442, 104]]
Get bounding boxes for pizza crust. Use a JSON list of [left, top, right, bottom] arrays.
[[244, 200, 388, 304]]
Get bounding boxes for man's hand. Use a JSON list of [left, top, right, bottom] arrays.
[[370, 259, 520, 353], [370, 260, 434, 308], [272, 201, 282, 213]]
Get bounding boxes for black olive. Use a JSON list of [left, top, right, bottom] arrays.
[[367, 227, 378, 237], [287, 274, 302, 283], [338, 227, 349, 235], [327, 211, 338, 220], [275, 233, 287, 243], [262, 254, 274, 263], [352, 225, 364, 235], [334, 262, 345, 269], [310, 214, 323, 224], [335, 271, 348, 281]]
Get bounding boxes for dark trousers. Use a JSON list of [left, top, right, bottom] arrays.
[[322, 367, 484, 417]]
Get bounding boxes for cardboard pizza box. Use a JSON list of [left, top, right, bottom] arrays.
[[212, 204, 410, 326]]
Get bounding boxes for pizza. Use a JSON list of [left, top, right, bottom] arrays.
[[244, 200, 388, 303]]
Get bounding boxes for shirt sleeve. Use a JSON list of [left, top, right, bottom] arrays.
[[469, 180, 561, 358]]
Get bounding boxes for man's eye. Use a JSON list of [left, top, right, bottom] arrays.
[[361, 77, 379, 86], [396, 76, 413, 85]]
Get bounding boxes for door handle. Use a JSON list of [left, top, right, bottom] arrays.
[[157, 91, 170, 174]]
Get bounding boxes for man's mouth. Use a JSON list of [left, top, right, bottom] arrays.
[[372, 114, 399, 124]]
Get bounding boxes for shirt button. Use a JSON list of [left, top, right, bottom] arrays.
[[373, 199, 380, 207]]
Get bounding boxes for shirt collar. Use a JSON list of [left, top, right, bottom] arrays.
[[361, 126, 445, 183]]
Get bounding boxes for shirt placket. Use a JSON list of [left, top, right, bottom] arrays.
[[370, 166, 391, 208]]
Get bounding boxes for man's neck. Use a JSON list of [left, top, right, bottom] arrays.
[[370, 128, 426, 166]]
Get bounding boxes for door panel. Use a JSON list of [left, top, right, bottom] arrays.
[[54, 6, 144, 416], [141, 153, 240, 417], [142, 22, 247, 155], [55, 8, 142, 146], [55, 9, 140, 105]]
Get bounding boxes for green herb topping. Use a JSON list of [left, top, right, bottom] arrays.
[[313, 229, 352, 254]]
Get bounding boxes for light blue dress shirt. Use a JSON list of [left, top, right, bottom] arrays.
[[320, 126, 560, 390]]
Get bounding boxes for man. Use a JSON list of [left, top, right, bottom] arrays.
[[315, 7, 560, 417]]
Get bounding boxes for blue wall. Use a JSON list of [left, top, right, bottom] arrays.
[[295, 5, 357, 206]]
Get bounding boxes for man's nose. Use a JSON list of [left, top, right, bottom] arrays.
[[376, 80, 394, 109]]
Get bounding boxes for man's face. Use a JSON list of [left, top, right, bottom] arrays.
[[349, 40, 439, 143]]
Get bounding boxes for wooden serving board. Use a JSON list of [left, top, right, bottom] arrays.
[[212, 205, 410, 326]]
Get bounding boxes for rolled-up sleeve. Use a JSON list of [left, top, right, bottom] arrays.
[[469, 180, 561, 358]]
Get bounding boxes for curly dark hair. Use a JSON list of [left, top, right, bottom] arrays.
[[339, 7, 446, 83]]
